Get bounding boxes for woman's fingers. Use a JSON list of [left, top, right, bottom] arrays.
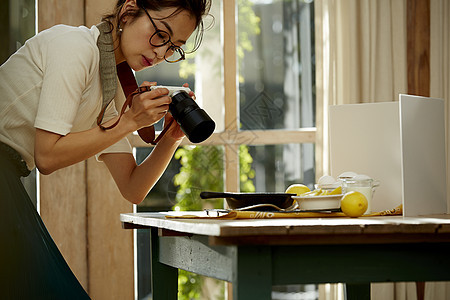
[[181, 83, 196, 100], [129, 89, 172, 127], [141, 81, 157, 87]]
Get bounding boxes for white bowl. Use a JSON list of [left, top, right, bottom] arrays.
[[293, 194, 343, 211]]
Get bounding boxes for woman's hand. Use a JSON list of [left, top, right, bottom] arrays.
[[183, 82, 196, 100], [123, 81, 172, 130]]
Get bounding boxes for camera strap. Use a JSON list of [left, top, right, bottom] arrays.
[[96, 61, 172, 145]]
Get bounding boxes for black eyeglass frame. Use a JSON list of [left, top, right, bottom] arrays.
[[140, 8, 186, 63]]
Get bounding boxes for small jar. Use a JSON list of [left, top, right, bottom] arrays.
[[342, 176, 379, 214]]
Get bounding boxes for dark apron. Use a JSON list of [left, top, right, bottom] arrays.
[[0, 142, 90, 299]]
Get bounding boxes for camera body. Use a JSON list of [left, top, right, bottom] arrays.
[[150, 85, 191, 97], [150, 86, 215, 143]]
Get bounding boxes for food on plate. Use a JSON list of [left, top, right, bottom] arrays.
[[317, 175, 337, 185], [328, 186, 342, 195], [301, 186, 342, 196], [285, 184, 310, 196], [316, 175, 341, 191], [340, 191, 368, 217]]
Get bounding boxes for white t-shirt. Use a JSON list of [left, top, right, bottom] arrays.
[[0, 24, 132, 170]]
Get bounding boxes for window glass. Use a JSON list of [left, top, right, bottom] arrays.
[[135, 145, 225, 212], [1, 0, 35, 64], [134, 0, 224, 212], [238, 0, 316, 192], [1, 0, 37, 206], [248, 143, 315, 191], [238, 0, 315, 131], [135, 0, 223, 132]]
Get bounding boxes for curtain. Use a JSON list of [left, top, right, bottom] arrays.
[[315, 0, 407, 178], [315, 0, 450, 299], [430, 0, 450, 213]]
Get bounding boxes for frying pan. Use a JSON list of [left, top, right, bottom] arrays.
[[200, 191, 295, 209]]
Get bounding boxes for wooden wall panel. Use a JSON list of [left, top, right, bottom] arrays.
[[85, 0, 115, 27], [85, 2, 134, 298], [87, 157, 134, 300], [39, 162, 89, 289], [407, 0, 430, 97], [38, 0, 88, 292], [38, 0, 134, 299], [38, 0, 85, 31]]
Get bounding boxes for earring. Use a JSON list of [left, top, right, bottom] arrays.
[[118, 17, 126, 33]]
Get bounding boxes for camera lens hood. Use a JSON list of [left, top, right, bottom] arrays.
[[178, 109, 215, 143], [170, 91, 216, 143]]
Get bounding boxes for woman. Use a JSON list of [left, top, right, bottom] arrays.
[[0, 0, 211, 298]]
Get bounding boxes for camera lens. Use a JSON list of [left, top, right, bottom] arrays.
[[169, 91, 215, 143]]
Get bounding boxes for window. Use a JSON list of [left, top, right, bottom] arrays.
[[133, 0, 316, 298], [133, 0, 316, 205], [1, 0, 37, 207], [238, 0, 316, 192]]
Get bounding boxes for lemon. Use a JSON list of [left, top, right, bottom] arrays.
[[328, 186, 342, 195], [341, 191, 368, 217], [285, 184, 310, 196]]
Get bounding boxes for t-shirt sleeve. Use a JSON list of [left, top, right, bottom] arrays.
[[95, 137, 133, 161], [34, 28, 97, 135]]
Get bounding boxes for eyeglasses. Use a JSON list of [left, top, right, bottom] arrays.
[[141, 8, 186, 63]]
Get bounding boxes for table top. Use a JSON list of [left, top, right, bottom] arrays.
[[121, 212, 450, 245]]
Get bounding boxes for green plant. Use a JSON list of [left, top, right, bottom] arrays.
[[173, 145, 224, 211], [173, 145, 255, 300]]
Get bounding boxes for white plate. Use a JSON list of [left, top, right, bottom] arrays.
[[293, 194, 344, 210]]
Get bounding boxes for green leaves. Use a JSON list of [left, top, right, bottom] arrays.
[[173, 144, 255, 299]]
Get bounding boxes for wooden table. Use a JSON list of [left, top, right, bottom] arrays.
[[120, 212, 450, 299]]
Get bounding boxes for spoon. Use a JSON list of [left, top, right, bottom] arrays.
[[233, 202, 298, 212]]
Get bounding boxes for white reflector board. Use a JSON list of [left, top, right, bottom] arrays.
[[329, 94, 446, 216]]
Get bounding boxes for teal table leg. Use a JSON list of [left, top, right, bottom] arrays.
[[150, 228, 178, 300], [345, 283, 370, 300], [232, 246, 272, 300]]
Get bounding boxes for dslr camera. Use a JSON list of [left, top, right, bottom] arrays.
[[150, 86, 215, 143]]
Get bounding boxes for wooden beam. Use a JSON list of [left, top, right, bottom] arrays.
[[38, 0, 85, 31], [37, 0, 88, 291], [407, 1, 430, 298], [128, 129, 316, 148], [86, 158, 134, 300], [407, 0, 430, 97], [223, 0, 239, 193], [39, 162, 89, 289], [38, 1, 134, 299]]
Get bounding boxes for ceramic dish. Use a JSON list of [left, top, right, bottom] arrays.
[[293, 194, 344, 210]]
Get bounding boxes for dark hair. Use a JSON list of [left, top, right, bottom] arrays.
[[102, 0, 212, 53]]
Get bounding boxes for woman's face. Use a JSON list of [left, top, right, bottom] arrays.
[[116, 5, 196, 71]]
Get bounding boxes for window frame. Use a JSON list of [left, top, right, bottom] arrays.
[[128, 0, 317, 192]]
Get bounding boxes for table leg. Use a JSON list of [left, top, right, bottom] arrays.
[[232, 246, 272, 300], [150, 228, 178, 300], [345, 283, 370, 300]]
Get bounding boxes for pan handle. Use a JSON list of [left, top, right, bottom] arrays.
[[200, 191, 236, 199]]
